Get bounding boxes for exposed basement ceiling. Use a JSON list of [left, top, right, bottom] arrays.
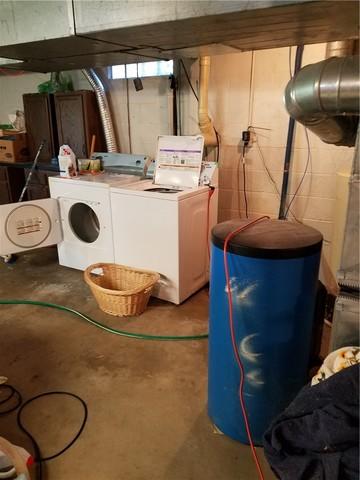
[[0, 0, 358, 72]]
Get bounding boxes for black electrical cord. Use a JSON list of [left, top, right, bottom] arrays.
[[251, 126, 304, 224], [215, 128, 220, 163], [284, 127, 312, 218], [242, 145, 249, 218], [177, 59, 182, 135], [169, 74, 178, 135], [0, 384, 22, 414], [180, 59, 199, 101], [18, 392, 88, 463], [278, 45, 304, 219], [0, 385, 88, 480]]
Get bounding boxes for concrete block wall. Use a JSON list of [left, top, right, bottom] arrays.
[[104, 75, 173, 154], [179, 44, 355, 261]]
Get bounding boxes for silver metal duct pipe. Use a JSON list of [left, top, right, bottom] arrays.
[[284, 55, 360, 146], [82, 68, 118, 152]]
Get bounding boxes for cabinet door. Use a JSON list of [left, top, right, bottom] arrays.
[[82, 91, 105, 154], [55, 93, 87, 159], [23, 168, 57, 200], [23, 93, 58, 162], [6, 167, 26, 202], [0, 181, 11, 204], [27, 184, 50, 200], [0, 167, 12, 204], [0, 166, 25, 204], [24, 169, 57, 186]]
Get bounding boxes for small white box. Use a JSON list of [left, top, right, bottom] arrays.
[[58, 145, 77, 178]]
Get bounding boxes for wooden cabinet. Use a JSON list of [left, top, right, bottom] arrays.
[[0, 167, 11, 204], [54, 91, 105, 159], [0, 166, 25, 204], [23, 93, 59, 162], [24, 168, 58, 200], [0, 165, 56, 205], [23, 90, 105, 162]]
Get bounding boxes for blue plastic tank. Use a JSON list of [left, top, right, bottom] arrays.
[[208, 219, 322, 444]]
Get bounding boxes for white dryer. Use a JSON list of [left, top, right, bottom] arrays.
[[0, 173, 140, 270], [110, 135, 218, 304]]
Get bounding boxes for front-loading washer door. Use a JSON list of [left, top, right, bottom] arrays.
[[58, 197, 108, 245], [68, 202, 100, 243], [0, 198, 62, 255], [56, 196, 114, 270]]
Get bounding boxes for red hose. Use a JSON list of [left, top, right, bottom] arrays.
[[206, 188, 216, 260], [223, 216, 269, 480]]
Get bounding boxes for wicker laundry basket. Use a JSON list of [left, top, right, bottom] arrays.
[[84, 263, 160, 317]]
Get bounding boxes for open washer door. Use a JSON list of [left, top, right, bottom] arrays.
[[0, 198, 62, 256]]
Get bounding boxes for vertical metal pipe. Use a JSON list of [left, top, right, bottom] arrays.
[[278, 45, 304, 220], [169, 74, 178, 135]]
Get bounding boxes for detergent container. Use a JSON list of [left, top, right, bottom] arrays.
[[208, 219, 323, 444]]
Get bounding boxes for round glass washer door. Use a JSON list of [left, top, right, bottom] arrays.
[[69, 202, 100, 243]]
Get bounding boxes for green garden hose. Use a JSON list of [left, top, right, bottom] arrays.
[[0, 300, 208, 341]]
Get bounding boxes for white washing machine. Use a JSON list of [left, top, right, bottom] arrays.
[[0, 173, 140, 270], [110, 135, 218, 304]]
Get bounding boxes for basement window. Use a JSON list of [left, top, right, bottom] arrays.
[[110, 60, 173, 80]]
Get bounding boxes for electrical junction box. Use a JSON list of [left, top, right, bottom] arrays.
[[200, 161, 218, 187]]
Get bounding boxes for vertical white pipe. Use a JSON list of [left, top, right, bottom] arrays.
[[198, 56, 217, 146]]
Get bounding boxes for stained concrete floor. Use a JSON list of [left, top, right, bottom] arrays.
[[0, 247, 275, 480]]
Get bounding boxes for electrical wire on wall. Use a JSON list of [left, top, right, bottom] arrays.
[[180, 59, 198, 101], [241, 130, 251, 218], [253, 125, 330, 244], [214, 127, 220, 163], [284, 126, 312, 218], [177, 59, 183, 135], [125, 77, 132, 153], [284, 45, 313, 220], [278, 45, 304, 219], [242, 149, 249, 218], [244, 49, 309, 222], [253, 127, 303, 223], [245, 46, 312, 223], [237, 52, 256, 218], [247, 52, 256, 128]]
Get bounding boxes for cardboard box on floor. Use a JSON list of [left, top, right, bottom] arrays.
[[0, 132, 29, 163]]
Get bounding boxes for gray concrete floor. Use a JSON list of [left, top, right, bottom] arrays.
[[0, 247, 275, 480]]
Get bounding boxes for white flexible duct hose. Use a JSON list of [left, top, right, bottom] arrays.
[[82, 69, 118, 152]]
